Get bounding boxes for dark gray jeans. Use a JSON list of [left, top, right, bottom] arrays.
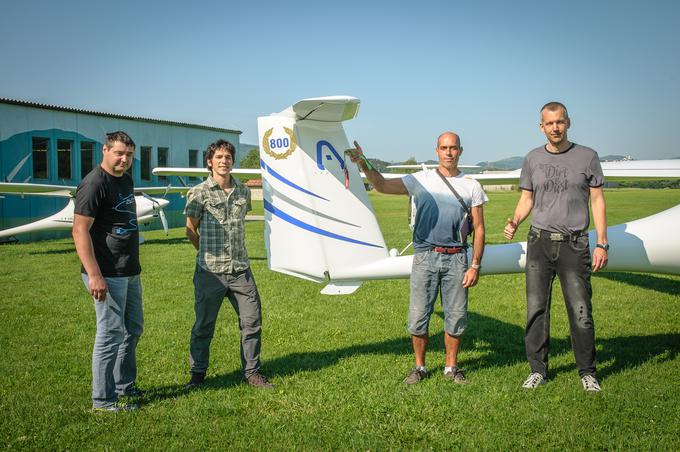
[[190, 265, 262, 378], [525, 228, 596, 378]]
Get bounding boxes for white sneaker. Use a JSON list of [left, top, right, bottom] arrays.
[[581, 375, 602, 392], [521, 372, 546, 389]]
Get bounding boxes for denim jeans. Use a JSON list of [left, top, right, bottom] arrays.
[[82, 274, 144, 408], [408, 250, 468, 337], [190, 266, 263, 378], [524, 228, 596, 378]]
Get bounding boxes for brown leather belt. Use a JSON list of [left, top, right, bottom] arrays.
[[433, 246, 465, 254]]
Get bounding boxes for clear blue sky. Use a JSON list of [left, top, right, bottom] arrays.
[[2, 0, 679, 164]]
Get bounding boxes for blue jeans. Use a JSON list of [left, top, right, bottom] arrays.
[[408, 250, 468, 337], [524, 228, 596, 378], [82, 274, 144, 408]]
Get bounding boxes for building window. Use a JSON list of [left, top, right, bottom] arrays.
[[189, 149, 199, 182], [188, 149, 198, 167], [32, 137, 49, 179], [141, 146, 152, 181], [157, 147, 169, 181], [80, 141, 95, 178], [57, 139, 73, 180]]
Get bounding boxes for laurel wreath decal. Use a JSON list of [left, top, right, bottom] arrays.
[[262, 127, 297, 160]]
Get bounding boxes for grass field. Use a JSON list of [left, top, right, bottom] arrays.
[[1, 189, 679, 450]]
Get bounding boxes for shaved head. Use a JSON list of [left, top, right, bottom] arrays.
[[436, 131, 461, 149]]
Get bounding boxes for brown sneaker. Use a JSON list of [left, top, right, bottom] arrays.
[[246, 372, 275, 389], [443, 367, 468, 385], [403, 367, 429, 385]]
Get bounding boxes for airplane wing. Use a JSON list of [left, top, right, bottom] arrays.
[[387, 164, 479, 169], [135, 186, 189, 195], [0, 182, 75, 197], [0, 182, 190, 198], [462, 160, 680, 180], [600, 160, 680, 177], [152, 167, 261, 178]]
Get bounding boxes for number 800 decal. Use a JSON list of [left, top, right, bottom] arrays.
[[262, 127, 297, 160]]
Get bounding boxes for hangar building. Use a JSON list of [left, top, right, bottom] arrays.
[[0, 98, 242, 242]]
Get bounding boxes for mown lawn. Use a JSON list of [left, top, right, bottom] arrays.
[[1, 189, 678, 450]]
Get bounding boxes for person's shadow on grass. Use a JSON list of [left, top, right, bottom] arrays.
[[141, 311, 680, 403]]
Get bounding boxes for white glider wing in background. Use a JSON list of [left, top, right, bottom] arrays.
[[0, 182, 172, 239], [256, 96, 680, 294]]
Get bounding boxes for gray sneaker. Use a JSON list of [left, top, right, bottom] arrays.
[[246, 372, 275, 389], [93, 402, 139, 413], [403, 367, 429, 385], [443, 367, 468, 385], [581, 375, 602, 392], [521, 372, 546, 389]]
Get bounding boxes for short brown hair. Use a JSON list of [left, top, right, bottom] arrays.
[[105, 131, 135, 149], [540, 102, 569, 121]]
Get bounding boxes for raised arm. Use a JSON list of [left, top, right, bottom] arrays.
[[503, 189, 534, 240], [347, 141, 408, 195]]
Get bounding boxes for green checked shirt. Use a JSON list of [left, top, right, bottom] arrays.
[[184, 175, 252, 274]]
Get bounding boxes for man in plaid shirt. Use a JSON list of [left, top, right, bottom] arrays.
[[184, 139, 273, 389]]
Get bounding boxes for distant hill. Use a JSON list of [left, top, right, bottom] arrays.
[[476, 157, 524, 170], [599, 155, 628, 161]]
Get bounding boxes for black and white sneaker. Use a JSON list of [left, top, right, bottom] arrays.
[[521, 372, 546, 389], [581, 375, 602, 392]]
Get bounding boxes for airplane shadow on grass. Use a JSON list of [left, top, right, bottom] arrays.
[[595, 271, 680, 297], [143, 311, 679, 403]]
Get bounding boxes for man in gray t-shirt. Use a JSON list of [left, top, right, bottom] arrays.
[[519, 144, 604, 235], [504, 102, 609, 392]]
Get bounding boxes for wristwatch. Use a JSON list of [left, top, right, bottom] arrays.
[[471, 263, 481, 270], [596, 243, 609, 252]]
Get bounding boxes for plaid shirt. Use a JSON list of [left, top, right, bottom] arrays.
[[184, 175, 252, 273]]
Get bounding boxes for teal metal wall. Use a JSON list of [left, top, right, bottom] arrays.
[[0, 100, 242, 242]]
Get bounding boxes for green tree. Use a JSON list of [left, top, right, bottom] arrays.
[[240, 147, 260, 169], [401, 156, 418, 173]]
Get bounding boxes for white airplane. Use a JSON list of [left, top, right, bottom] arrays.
[[253, 96, 680, 294], [388, 163, 479, 170], [0, 182, 178, 241]]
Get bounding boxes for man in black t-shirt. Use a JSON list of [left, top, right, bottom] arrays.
[[73, 131, 144, 412]]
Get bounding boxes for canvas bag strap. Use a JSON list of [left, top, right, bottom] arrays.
[[435, 169, 471, 216]]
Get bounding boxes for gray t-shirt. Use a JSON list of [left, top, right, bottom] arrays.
[[519, 143, 604, 234]]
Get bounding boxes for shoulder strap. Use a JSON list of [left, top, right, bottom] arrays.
[[435, 169, 471, 215]]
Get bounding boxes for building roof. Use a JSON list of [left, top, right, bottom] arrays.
[[0, 98, 241, 135]]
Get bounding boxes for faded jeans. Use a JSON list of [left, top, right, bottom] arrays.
[[408, 249, 468, 337], [524, 228, 596, 378], [82, 274, 144, 408]]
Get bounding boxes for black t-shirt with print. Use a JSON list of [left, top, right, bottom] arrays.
[[74, 166, 141, 276]]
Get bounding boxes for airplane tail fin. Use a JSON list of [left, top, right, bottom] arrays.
[[257, 96, 400, 293]]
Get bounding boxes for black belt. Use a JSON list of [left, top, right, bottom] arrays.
[[530, 226, 586, 242], [433, 246, 465, 254]]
